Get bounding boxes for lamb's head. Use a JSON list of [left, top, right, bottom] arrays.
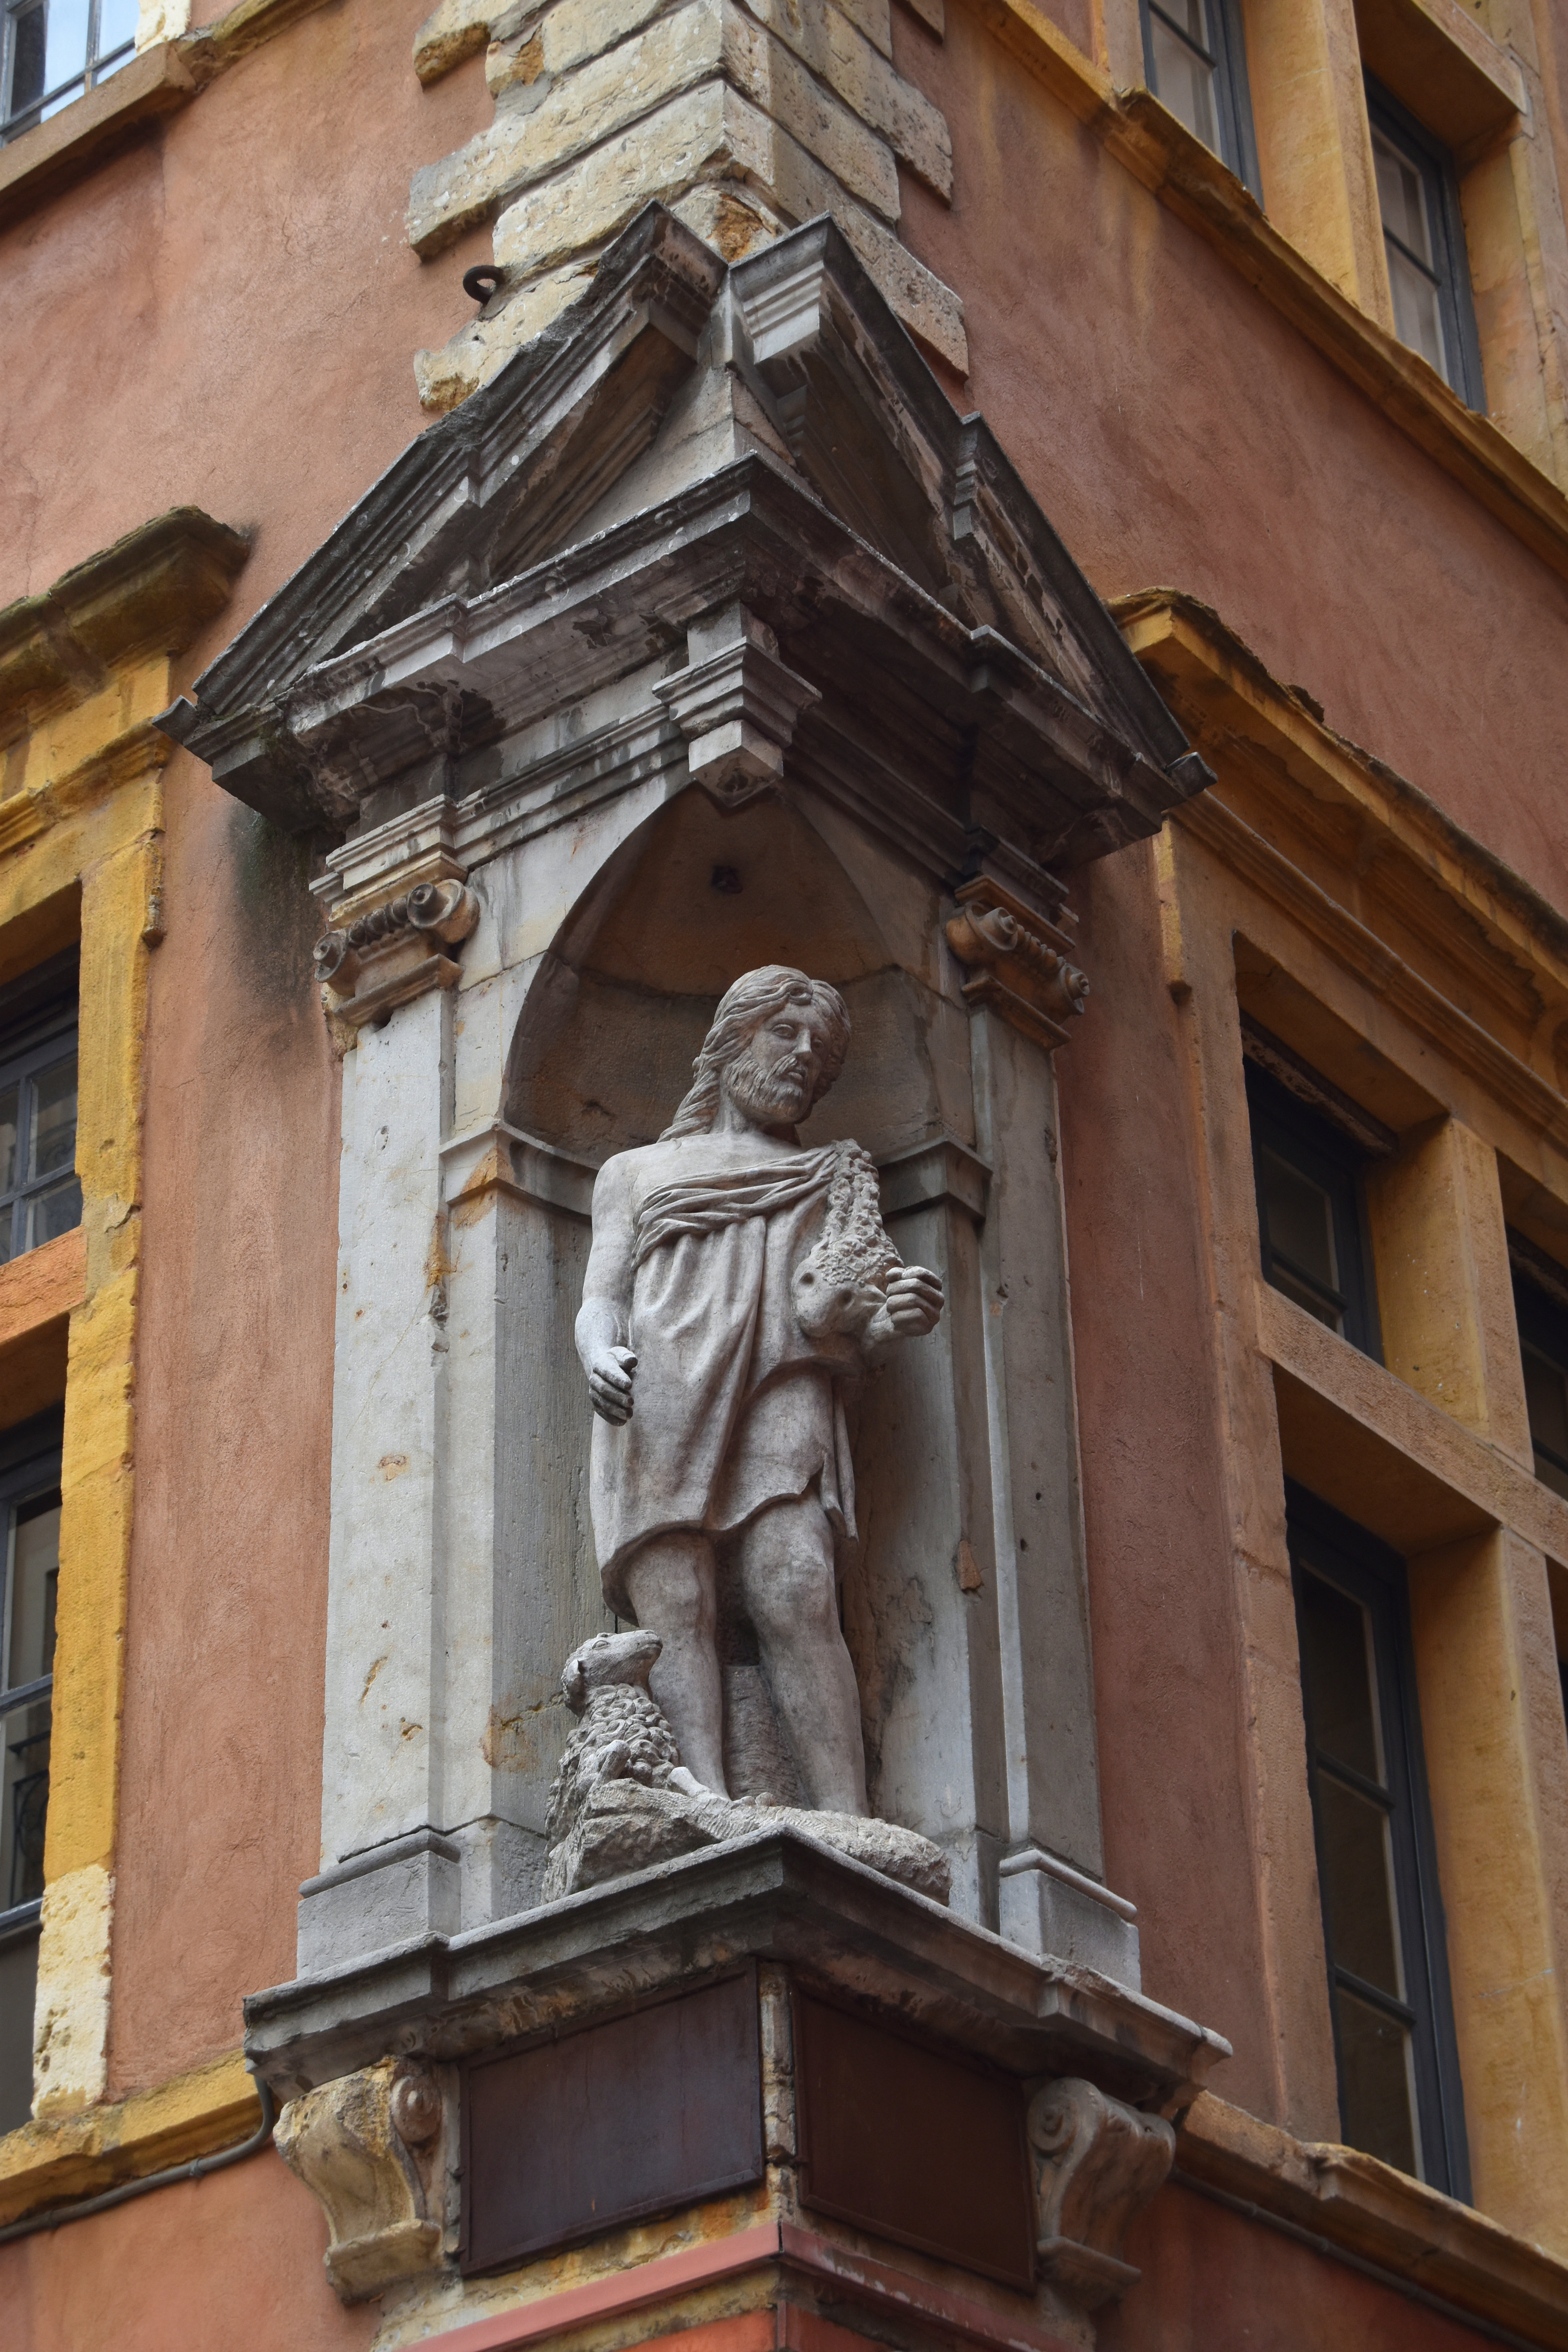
[[793, 1141, 898, 1341], [560, 1627, 662, 1716]]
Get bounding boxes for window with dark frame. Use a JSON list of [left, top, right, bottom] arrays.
[[1139, 0, 1261, 199], [1243, 1034, 1386, 1360], [1506, 1234, 1568, 1506], [1365, 76, 1486, 411], [1, 0, 136, 144], [0, 947, 81, 1267], [1289, 1486, 1469, 2197], [0, 1408, 63, 2138]]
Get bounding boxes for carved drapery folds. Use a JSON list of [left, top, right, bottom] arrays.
[[945, 878, 1091, 1053], [314, 876, 479, 1028], [1027, 2076, 1175, 2309], [274, 2057, 451, 2302]]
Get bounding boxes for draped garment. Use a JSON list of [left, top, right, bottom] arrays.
[[590, 1149, 866, 1615]]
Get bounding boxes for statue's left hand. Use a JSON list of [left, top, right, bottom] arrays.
[[882, 1264, 944, 1337]]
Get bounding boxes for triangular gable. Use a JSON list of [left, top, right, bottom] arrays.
[[162, 204, 1204, 865]]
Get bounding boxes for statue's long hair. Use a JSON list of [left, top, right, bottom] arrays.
[[660, 966, 851, 1140]]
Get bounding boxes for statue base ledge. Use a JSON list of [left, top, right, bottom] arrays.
[[245, 1826, 1229, 2110]]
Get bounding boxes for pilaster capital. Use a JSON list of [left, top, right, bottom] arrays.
[[313, 875, 479, 1029], [945, 877, 1090, 1051]]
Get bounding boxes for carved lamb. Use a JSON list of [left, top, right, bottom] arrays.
[[541, 1626, 951, 1907]]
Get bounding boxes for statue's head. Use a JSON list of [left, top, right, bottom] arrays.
[[661, 965, 850, 1139]]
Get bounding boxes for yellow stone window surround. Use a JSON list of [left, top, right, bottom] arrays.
[[0, 511, 248, 2196], [1102, 0, 1566, 481], [1119, 587, 1568, 2261], [977, 0, 1568, 584]]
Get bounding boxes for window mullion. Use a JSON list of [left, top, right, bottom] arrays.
[[1148, 5, 1218, 69], [1332, 1963, 1418, 2029]]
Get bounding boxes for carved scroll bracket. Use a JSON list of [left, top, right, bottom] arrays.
[[653, 604, 820, 808], [274, 2056, 452, 2302], [313, 876, 479, 1030], [1027, 2076, 1174, 2310], [945, 877, 1090, 1051]]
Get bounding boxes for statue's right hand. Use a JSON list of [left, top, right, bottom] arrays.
[[588, 1345, 638, 1423]]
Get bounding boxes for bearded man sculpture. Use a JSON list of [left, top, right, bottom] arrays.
[[575, 966, 944, 1817]]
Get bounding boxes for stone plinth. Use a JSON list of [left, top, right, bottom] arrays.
[[250, 1834, 1228, 2339]]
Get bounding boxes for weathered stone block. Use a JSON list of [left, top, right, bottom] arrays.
[[742, 0, 950, 196], [413, 0, 500, 85], [407, 0, 901, 256], [539, 0, 676, 78], [725, 0, 903, 218], [488, 84, 964, 368], [415, 259, 595, 412]]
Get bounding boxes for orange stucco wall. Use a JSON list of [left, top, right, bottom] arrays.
[[3, 2149, 372, 2350]]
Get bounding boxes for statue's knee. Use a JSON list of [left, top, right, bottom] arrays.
[[626, 1546, 713, 1639], [752, 1552, 837, 1641]]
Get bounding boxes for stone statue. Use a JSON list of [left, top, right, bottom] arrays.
[[574, 965, 944, 1817]]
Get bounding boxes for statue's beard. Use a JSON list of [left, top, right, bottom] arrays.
[[722, 1049, 812, 1125]]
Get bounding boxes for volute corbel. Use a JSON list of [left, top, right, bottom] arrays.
[[273, 2056, 452, 2302], [1027, 2075, 1174, 2309]]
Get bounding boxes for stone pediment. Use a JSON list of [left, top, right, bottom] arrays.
[[160, 203, 1207, 880]]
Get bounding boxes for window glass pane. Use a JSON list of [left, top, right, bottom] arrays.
[[1260, 1147, 1342, 1325], [1149, 9, 1219, 150], [30, 1053, 76, 1178], [7, 1499, 60, 1691], [0, 1921, 39, 2131], [1387, 245, 1448, 379], [0, 1082, 16, 1193], [0, 1207, 11, 1263], [4, 1708, 50, 1907], [1522, 1347, 1568, 1499], [1337, 1988, 1420, 2175], [1372, 129, 1434, 263], [1316, 1774, 1405, 1996], [96, 0, 138, 60], [1372, 127, 1449, 380], [26, 1172, 81, 1250], [1297, 1572, 1382, 1780], [7, 5, 47, 116], [1, 1494, 57, 1917], [42, 0, 91, 93]]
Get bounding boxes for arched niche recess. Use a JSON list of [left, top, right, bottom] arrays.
[[498, 783, 961, 1818], [502, 786, 947, 1165]]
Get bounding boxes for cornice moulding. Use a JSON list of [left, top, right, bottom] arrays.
[[1179, 2091, 1568, 2352], [0, 2048, 258, 2228], [242, 1829, 1232, 2105], [1118, 590, 1568, 1147], [0, 508, 249, 740], [163, 208, 1207, 906]]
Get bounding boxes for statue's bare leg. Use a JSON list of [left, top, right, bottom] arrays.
[[622, 1531, 727, 1795], [735, 1495, 868, 1815]]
